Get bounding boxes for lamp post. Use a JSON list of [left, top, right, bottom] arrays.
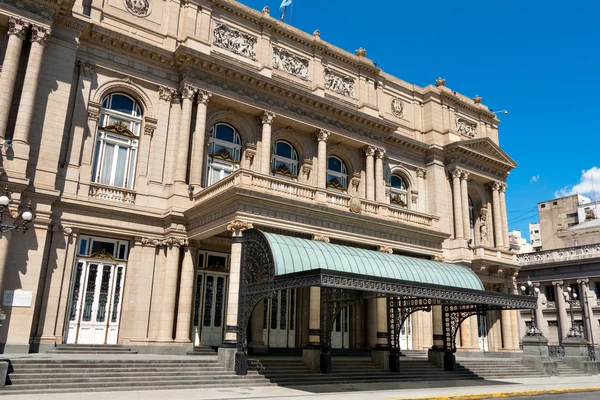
[[0, 187, 35, 327], [520, 280, 543, 336], [563, 285, 582, 339]]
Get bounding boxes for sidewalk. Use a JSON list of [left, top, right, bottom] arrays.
[[1, 376, 599, 400]]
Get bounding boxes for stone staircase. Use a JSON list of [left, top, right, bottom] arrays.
[[556, 361, 587, 376], [186, 346, 217, 356], [456, 359, 549, 379], [46, 344, 138, 354], [250, 356, 481, 386], [2, 357, 272, 395]]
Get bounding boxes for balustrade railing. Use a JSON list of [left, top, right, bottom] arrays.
[[89, 183, 136, 204], [326, 192, 350, 208]]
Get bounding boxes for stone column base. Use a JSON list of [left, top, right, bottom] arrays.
[[218, 347, 237, 371], [371, 349, 389, 370], [302, 348, 321, 370]]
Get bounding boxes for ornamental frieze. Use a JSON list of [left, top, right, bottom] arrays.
[[324, 68, 355, 98], [272, 47, 309, 80], [213, 23, 257, 60]]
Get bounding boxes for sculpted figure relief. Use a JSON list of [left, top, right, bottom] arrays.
[[324, 68, 355, 98], [479, 206, 489, 245], [272, 47, 309, 80], [455, 116, 477, 138], [213, 23, 257, 60]]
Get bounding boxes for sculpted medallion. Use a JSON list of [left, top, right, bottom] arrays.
[[391, 98, 404, 118], [124, 0, 152, 17]]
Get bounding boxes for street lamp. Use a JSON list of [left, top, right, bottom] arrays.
[[0, 188, 34, 233], [520, 280, 543, 336], [563, 285, 583, 339]]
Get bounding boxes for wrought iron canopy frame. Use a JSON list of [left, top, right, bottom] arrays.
[[234, 229, 535, 375]]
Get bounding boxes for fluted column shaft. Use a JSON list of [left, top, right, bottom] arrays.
[[490, 182, 504, 248], [189, 90, 211, 187], [375, 148, 385, 203], [0, 18, 29, 141], [499, 184, 510, 248], [175, 243, 197, 342], [416, 168, 426, 212], [364, 146, 375, 201], [460, 171, 471, 240], [315, 130, 329, 189], [260, 111, 275, 175], [553, 280, 568, 342], [13, 25, 51, 146], [164, 95, 181, 184], [158, 241, 182, 341], [174, 84, 196, 183], [451, 169, 464, 238]]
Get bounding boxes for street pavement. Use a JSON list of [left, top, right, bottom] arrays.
[[1, 375, 599, 400]]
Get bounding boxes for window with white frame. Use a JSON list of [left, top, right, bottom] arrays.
[[390, 175, 408, 208], [326, 156, 348, 191], [91, 93, 142, 190], [271, 140, 298, 179], [206, 123, 241, 186]]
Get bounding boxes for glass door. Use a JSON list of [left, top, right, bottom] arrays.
[[331, 306, 350, 349], [263, 289, 296, 348]]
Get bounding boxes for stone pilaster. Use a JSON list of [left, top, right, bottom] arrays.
[[0, 17, 29, 141], [260, 111, 275, 175], [175, 240, 199, 342], [174, 84, 196, 183], [553, 280, 569, 342], [148, 86, 176, 183], [374, 148, 385, 203], [488, 182, 504, 248], [189, 90, 212, 187], [577, 278, 594, 342], [499, 183, 510, 248], [66, 61, 96, 169], [158, 238, 184, 341], [147, 246, 166, 339], [364, 145, 375, 201], [416, 167, 426, 212], [163, 92, 181, 184], [460, 171, 471, 240]]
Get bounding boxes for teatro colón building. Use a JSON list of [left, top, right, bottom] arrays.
[[0, 0, 533, 373]]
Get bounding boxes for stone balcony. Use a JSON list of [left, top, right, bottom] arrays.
[[192, 169, 440, 231], [517, 244, 600, 267]]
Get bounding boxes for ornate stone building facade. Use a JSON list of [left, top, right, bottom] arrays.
[[0, 0, 521, 356]]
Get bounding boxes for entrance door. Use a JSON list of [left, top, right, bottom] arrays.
[[399, 315, 413, 350], [331, 306, 350, 349], [478, 314, 489, 351], [65, 261, 125, 344], [263, 289, 296, 348], [193, 272, 228, 347]]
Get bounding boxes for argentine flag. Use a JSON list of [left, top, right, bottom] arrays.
[[280, 0, 292, 11]]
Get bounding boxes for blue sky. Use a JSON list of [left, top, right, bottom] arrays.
[[238, 0, 600, 240]]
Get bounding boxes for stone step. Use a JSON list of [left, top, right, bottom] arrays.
[[10, 369, 252, 379], [11, 360, 219, 367], [11, 367, 229, 374], [46, 350, 139, 354], [10, 373, 266, 384]]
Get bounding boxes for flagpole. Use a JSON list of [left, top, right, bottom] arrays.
[[290, 0, 294, 25], [281, 6, 286, 21]]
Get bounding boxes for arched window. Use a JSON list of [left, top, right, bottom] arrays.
[[207, 123, 242, 185], [390, 175, 408, 208], [468, 196, 475, 240], [91, 93, 142, 189], [326, 156, 347, 190], [271, 140, 298, 179]]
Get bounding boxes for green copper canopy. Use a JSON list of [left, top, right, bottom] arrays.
[[262, 232, 484, 291]]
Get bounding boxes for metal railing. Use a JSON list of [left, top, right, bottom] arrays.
[[548, 345, 565, 360], [588, 345, 597, 361]]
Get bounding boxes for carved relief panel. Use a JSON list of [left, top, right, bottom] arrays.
[[455, 112, 478, 138], [324, 67, 356, 98], [213, 23, 257, 60], [272, 47, 310, 80]]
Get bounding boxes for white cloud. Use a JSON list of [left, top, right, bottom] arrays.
[[529, 175, 540, 183], [554, 166, 600, 200]]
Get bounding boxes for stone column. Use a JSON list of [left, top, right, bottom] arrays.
[[501, 309, 513, 350], [38, 226, 78, 345], [416, 168, 426, 212], [158, 238, 183, 341], [175, 241, 198, 343], [308, 287, 321, 347], [148, 86, 176, 183], [376, 297, 388, 348], [553, 280, 569, 342], [364, 146, 375, 201], [189, 89, 211, 188], [366, 298, 377, 348], [0, 17, 29, 141], [223, 220, 253, 346], [431, 305, 444, 348], [460, 317, 472, 350], [147, 246, 166, 339], [577, 278, 593, 342], [451, 169, 464, 238], [66, 61, 96, 169], [510, 309, 520, 349], [163, 92, 181, 184], [489, 182, 504, 248], [315, 130, 329, 189], [460, 171, 471, 240], [374, 148, 386, 203], [499, 184, 510, 249], [12, 25, 52, 149], [174, 84, 196, 184], [0, 232, 11, 293], [468, 315, 480, 349], [260, 111, 275, 175]]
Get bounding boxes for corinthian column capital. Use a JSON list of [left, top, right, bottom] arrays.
[[227, 219, 253, 237], [498, 182, 507, 193], [450, 168, 463, 180], [31, 25, 51, 45], [8, 17, 30, 39], [180, 83, 197, 101], [416, 167, 426, 179], [77, 60, 96, 77], [487, 181, 501, 192], [374, 147, 386, 159], [261, 111, 276, 125], [197, 89, 212, 105], [363, 145, 376, 157], [315, 129, 330, 142]]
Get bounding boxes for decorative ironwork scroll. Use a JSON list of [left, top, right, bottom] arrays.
[[442, 304, 486, 353], [387, 297, 435, 351]]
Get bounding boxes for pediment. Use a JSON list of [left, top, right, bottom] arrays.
[[447, 138, 517, 169]]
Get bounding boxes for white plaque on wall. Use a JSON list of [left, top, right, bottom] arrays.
[[3, 290, 33, 307]]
